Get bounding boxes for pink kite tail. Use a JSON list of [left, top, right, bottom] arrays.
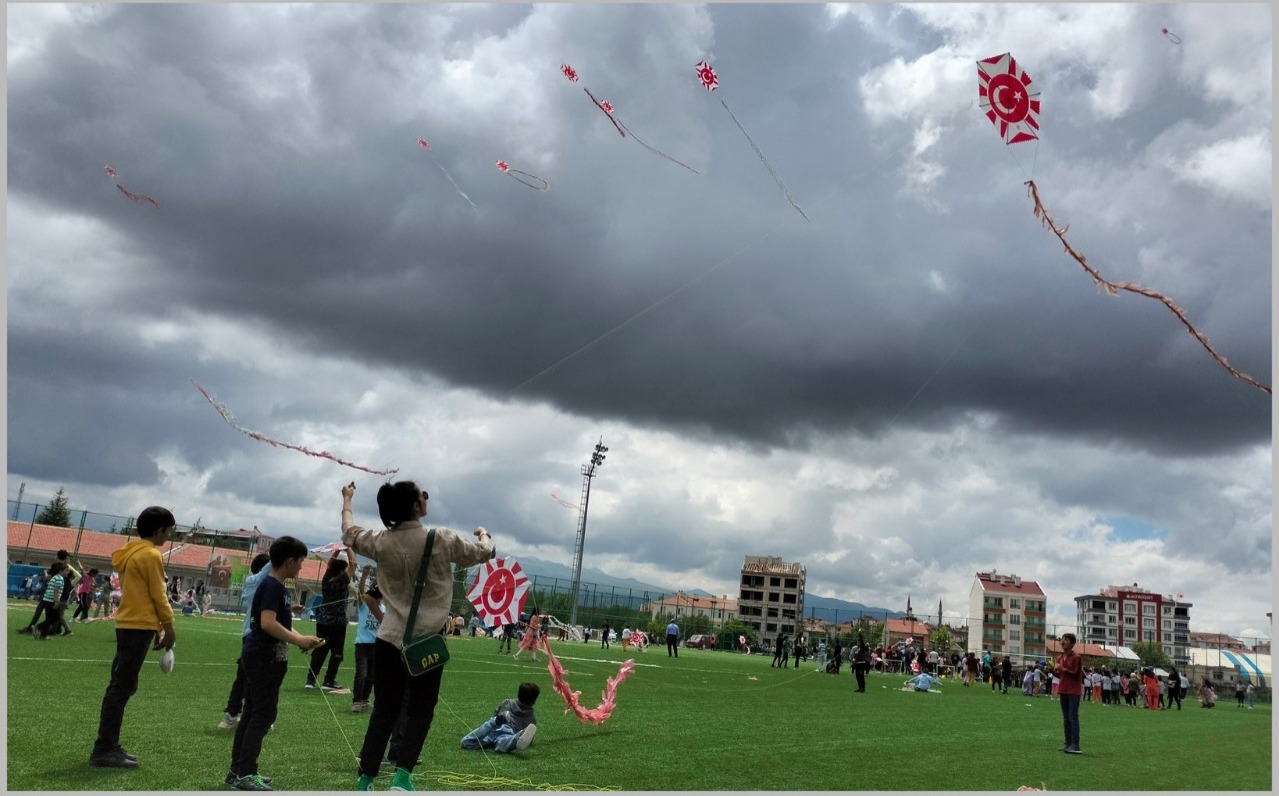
[[583, 87, 626, 138], [718, 99, 807, 222], [190, 379, 400, 475], [117, 183, 160, 207], [542, 637, 634, 725], [1025, 181, 1270, 395]]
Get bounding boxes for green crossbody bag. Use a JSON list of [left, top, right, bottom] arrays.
[[401, 529, 450, 676]]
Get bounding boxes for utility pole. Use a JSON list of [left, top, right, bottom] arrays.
[[568, 438, 608, 629], [12, 481, 25, 520]]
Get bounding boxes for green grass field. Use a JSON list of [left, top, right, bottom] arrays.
[[6, 605, 1272, 791]]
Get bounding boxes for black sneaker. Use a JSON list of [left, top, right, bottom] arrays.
[[321, 681, 345, 692], [89, 749, 140, 768], [231, 774, 272, 791], [1065, 746, 1083, 755]]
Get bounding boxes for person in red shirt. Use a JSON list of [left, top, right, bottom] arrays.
[[1055, 633, 1084, 754]]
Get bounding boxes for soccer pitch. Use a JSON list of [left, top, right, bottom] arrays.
[[6, 608, 1272, 791]]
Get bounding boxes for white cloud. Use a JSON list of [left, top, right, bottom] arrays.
[[1169, 130, 1272, 209]]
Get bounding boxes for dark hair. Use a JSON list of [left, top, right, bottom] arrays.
[[366, 584, 383, 600], [1061, 632, 1077, 644], [48, 561, 67, 575], [88, 568, 100, 577], [136, 506, 177, 538], [518, 682, 540, 706], [377, 481, 426, 528], [269, 535, 309, 567], [325, 558, 349, 582], [56, 549, 70, 561], [250, 553, 271, 574]]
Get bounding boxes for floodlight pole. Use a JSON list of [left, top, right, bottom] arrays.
[[568, 438, 607, 629]]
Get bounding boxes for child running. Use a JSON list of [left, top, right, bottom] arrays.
[[226, 537, 323, 791], [511, 611, 542, 662], [460, 682, 539, 753]]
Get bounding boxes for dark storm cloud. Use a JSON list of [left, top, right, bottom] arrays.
[[7, 3, 1270, 500]]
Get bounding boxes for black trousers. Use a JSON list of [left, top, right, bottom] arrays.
[[354, 644, 375, 703], [358, 639, 443, 777], [93, 628, 156, 756], [24, 599, 52, 630], [39, 602, 68, 638], [855, 663, 867, 691], [72, 592, 93, 621], [225, 657, 247, 716], [667, 634, 679, 657], [231, 652, 287, 777], [308, 621, 348, 684]]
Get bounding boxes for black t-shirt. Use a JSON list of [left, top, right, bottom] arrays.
[[314, 573, 350, 625], [244, 576, 291, 660]]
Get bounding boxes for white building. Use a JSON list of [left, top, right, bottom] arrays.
[[968, 571, 1047, 662], [1073, 583, 1191, 665]]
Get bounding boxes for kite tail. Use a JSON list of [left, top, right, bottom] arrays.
[[431, 157, 477, 209], [719, 99, 808, 222], [615, 119, 700, 174], [542, 637, 634, 725], [506, 170, 551, 192], [583, 88, 626, 138], [1024, 181, 1271, 395], [191, 380, 401, 475]]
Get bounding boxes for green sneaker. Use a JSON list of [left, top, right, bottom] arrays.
[[357, 774, 376, 791], [232, 773, 272, 791], [389, 768, 415, 791]]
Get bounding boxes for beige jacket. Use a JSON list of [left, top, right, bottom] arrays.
[[342, 520, 494, 647]]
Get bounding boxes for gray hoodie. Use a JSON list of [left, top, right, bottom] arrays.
[[494, 698, 536, 733]]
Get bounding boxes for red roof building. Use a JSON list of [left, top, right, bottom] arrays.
[[967, 571, 1047, 662]]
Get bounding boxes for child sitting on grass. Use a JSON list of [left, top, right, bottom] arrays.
[[460, 682, 539, 753]]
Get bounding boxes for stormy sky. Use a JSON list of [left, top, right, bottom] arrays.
[[7, 4, 1272, 640]]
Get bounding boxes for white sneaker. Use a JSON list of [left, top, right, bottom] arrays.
[[218, 712, 240, 730], [514, 724, 537, 751]]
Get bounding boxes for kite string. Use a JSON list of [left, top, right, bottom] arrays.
[[615, 118, 700, 175], [582, 87, 626, 138], [1024, 180, 1270, 395], [719, 99, 809, 222]]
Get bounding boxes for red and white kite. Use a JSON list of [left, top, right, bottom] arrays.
[[105, 164, 118, 179], [417, 138, 431, 150], [600, 100, 614, 115], [977, 52, 1041, 145], [694, 58, 806, 220], [467, 557, 531, 627], [561, 64, 579, 82], [310, 541, 349, 555], [695, 60, 718, 91], [496, 159, 550, 191]]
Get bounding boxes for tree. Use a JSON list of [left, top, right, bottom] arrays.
[[1130, 641, 1173, 670], [35, 488, 72, 527], [930, 625, 953, 651], [717, 619, 758, 650]]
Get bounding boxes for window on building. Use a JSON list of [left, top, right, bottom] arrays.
[[1091, 614, 1105, 624], [1009, 629, 1021, 640], [1143, 617, 1155, 628], [1091, 600, 1106, 610], [1124, 616, 1136, 626], [766, 623, 777, 632], [767, 607, 778, 618], [1124, 629, 1136, 639], [1163, 633, 1171, 643], [1010, 645, 1020, 655], [1123, 601, 1136, 614], [1107, 615, 1116, 624], [1107, 602, 1117, 611], [1143, 604, 1155, 615], [1107, 628, 1117, 637], [769, 593, 779, 602], [1009, 615, 1021, 625], [1143, 631, 1155, 642], [784, 578, 797, 589], [782, 593, 796, 604], [1010, 598, 1020, 609], [1163, 606, 1172, 615], [769, 577, 781, 587]]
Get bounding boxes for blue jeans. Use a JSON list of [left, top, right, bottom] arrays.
[[460, 717, 520, 753], [1059, 693, 1081, 749]]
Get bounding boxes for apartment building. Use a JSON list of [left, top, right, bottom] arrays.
[[968, 571, 1047, 661], [1074, 583, 1191, 665], [737, 555, 805, 642]]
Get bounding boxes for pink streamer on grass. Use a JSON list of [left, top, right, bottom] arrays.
[[543, 637, 635, 725], [191, 380, 399, 475]]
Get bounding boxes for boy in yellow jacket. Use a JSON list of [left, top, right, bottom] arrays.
[[89, 506, 178, 768]]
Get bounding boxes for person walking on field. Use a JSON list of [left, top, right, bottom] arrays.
[[666, 620, 680, 658], [1000, 655, 1013, 695], [1055, 632, 1084, 755]]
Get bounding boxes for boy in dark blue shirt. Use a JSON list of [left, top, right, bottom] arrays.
[[226, 537, 323, 791]]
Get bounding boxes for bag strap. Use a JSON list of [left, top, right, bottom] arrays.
[[403, 529, 437, 646]]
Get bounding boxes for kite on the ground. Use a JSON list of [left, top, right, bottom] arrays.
[[496, 160, 550, 191], [191, 380, 400, 475], [416, 137, 476, 209], [466, 557, 531, 627], [1161, 27, 1182, 44], [695, 60, 807, 220], [977, 52, 1041, 144], [543, 637, 635, 725], [974, 53, 1270, 395]]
